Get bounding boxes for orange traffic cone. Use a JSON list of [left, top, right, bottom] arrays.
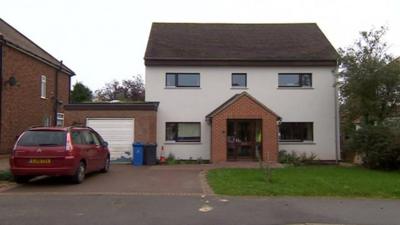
[[159, 146, 166, 164]]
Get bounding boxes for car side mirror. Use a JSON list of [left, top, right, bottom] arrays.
[[102, 141, 109, 147]]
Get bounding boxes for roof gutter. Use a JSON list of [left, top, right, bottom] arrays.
[[144, 59, 338, 67]]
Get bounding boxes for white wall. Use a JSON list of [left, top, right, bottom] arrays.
[[145, 66, 338, 160]]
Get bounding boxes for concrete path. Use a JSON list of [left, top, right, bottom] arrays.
[[0, 195, 399, 225], [4, 164, 209, 195]]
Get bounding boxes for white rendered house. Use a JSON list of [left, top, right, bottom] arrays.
[[144, 23, 340, 162]]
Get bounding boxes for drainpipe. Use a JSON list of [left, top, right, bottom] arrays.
[[53, 61, 63, 126], [333, 68, 341, 164], [0, 35, 4, 147]]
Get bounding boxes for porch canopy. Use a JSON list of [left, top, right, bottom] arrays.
[[206, 92, 281, 163]]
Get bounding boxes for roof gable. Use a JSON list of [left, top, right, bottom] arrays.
[[145, 23, 338, 66], [206, 92, 281, 120], [0, 18, 74, 75]]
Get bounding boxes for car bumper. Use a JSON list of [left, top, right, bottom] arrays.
[[10, 157, 78, 176], [10, 167, 77, 176]]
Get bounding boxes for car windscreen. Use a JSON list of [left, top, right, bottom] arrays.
[[17, 130, 67, 146]]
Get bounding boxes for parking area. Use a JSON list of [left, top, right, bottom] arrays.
[[3, 165, 207, 195]]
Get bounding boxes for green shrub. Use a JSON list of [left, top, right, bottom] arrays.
[[166, 153, 178, 165], [278, 150, 318, 166], [0, 170, 12, 181], [349, 124, 400, 170]]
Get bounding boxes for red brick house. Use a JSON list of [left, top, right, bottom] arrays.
[[0, 18, 75, 154]]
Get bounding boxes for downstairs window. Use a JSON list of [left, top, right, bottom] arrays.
[[279, 122, 313, 142], [166, 122, 201, 142]]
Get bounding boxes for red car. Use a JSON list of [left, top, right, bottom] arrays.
[[10, 126, 110, 184]]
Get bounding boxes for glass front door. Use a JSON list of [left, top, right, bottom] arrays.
[[227, 119, 262, 161]]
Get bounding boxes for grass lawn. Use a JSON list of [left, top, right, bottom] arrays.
[[207, 166, 400, 198]]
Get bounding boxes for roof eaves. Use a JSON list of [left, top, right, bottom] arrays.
[[4, 39, 75, 76]]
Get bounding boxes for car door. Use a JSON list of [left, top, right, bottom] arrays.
[[80, 130, 97, 172], [89, 131, 104, 170], [71, 129, 86, 160]]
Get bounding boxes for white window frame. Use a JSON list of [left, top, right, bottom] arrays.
[[40, 75, 47, 98], [165, 122, 201, 142]]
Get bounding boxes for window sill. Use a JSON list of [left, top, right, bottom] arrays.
[[279, 141, 316, 145], [164, 141, 202, 145], [231, 87, 248, 90], [277, 87, 314, 90], [40, 97, 47, 100], [164, 87, 201, 89]]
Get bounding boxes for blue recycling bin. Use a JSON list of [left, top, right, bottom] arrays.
[[132, 142, 144, 166]]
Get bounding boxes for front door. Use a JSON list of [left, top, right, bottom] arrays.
[[227, 119, 262, 161]]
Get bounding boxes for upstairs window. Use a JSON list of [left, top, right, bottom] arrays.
[[278, 73, 312, 87], [279, 122, 313, 142], [166, 122, 201, 142], [166, 73, 200, 87], [231, 73, 247, 88], [40, 75, 47, 98]]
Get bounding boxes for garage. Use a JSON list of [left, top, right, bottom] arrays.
[[87, 118, 134, 162], [63, 102, 159, 163]]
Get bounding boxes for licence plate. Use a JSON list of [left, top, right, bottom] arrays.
[[29, 159, 51, 164]]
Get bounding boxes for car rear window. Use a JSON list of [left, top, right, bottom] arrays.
[[17, 130, 66, 146]]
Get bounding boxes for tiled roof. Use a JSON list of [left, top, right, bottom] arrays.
[[145, 23, 338, 66], [0, 18, 74, 75]]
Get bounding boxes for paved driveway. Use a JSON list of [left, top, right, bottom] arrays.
[[4, 165, 208, 195]]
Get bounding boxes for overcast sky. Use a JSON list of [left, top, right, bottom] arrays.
[[1, 0, 399, 91]]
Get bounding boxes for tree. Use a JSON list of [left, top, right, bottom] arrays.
[[338, 26, 400, 126], [339, 27, 400, 170], [95, 75, 145, 102], [71, 82, 93, 103], [121, 75, 145, 101], [95, 80, 124, 101]]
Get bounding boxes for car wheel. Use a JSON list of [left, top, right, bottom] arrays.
[[14, 176, 32, 184], [71, 161, 86, 184], [101, 156, 110, 173]]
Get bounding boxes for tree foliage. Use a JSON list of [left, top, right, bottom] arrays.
[[95, 75, 145, 102], [339, 26, 400, 170], [349, 124, 400, 170], [70, 82, 93, 103], [338, 26, 400, 125]]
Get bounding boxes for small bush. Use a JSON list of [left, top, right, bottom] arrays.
[[0, 170, 12, 181], [166, 153, 178, 165], [278, 150, 318, 166], [349, 124, 400, 170]]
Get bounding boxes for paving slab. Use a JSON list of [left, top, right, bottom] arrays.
[[5, 164, 205, 195]]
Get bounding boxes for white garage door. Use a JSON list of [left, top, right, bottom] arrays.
[[87, 118, 134, 163]]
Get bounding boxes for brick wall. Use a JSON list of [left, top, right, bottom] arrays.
[[0, 45, 70, 153], [211, 95, 279, 163], [64, 109, 157, 144]]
